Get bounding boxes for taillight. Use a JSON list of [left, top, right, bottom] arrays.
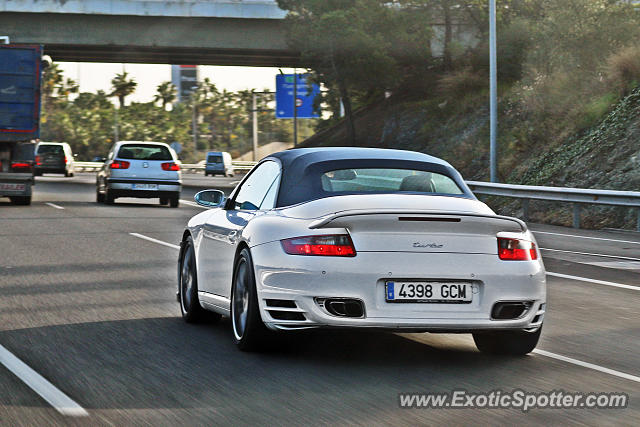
[[161, 162, 180, 171], [64, 156, 68, 164], [281, 235, 356, 257], [11, 161, 33, 172], [35, 155, 41, 166], [498, 238, 537, 261], [110, 160, 130, 169]]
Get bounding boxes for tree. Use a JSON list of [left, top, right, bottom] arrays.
[[277, 0, 433, 144], [154, 81, 177, 110], [56, 77, 79, 101], [110, 72, 138, 108]]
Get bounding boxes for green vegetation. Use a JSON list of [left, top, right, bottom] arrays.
[[39, 67, 309, 162], [281, 0, 640, 229]]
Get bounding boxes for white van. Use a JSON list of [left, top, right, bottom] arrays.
[[204, 151, 234, 177]]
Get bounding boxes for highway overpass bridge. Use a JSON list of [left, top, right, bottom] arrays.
[[0, 0, 296, 66]]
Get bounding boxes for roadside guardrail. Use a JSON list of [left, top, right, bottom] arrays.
[[466, 181, 640, 231], [73, 161, 258, 173], [72, 161, 640, 231], [73, 161, 103, 172]]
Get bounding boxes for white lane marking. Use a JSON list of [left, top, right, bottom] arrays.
[[0, 344, 88, 417], [533, 230, 640, 246], [533, 349, 640, 384], [180, 199, 208, 209], [129, 233, 180, 250], [230, 181, 240, 186], [45, 202, 64, 210], [547, 271, 640, 291], [584, 261, 640, 271], [540, 247, 640, 262]]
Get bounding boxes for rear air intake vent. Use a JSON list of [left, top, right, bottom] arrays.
[[398, 217, 461, 222], [268, 310, 306, 321], [491, 302, 532, 320], [265, 299, 297, 308]]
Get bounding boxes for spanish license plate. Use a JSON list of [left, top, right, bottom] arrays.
[[385, 281, 473, 303], [0, 183, 25, 191], [131, 183, 158, 190]]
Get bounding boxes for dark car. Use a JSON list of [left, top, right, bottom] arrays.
[[34, 142, 75, 177]]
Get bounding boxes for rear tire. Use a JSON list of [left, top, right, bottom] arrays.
[[179, 236, 221, 323], [169, 195, 179, 208], [473, 327, 542, 356], [231, 248, 270, 351], [96, 187, 105, 203], [10, 196, 31, 205], [105, 189, 115, 204], [159, 197, 169, 205]]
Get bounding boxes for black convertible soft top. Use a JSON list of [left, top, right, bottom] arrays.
[[263, 147, 475, 208]]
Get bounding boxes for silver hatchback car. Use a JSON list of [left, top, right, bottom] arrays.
[[96, 141, 182, 207]]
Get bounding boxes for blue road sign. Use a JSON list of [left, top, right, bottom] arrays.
[[276, 74, 320, 119]]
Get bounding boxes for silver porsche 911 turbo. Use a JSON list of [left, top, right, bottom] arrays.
[[177, 148, 546, 354]]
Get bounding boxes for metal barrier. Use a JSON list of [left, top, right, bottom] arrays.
[[71, 163, 639, 230], [73, 161, 257, 173], [73, 161, 103, 172], [466, 181, 640, 231]]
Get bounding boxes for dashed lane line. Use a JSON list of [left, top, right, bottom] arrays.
[[533, 230, 640, 246], [129, 233, 180, 250], [533, 349, 640, 384], [45, 202, 65, 210], [0, 344, 88, 417], [546, 271, 640, 291]]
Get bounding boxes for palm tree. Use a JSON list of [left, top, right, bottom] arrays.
[[110, 72, 137, 108], [154, 81, 177, 110], [56, 77, 79, 101]]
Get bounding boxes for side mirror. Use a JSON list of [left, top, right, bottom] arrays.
[[195, 189, 226, 208]]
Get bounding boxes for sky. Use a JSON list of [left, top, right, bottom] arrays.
[[57, 62, 298, 104]]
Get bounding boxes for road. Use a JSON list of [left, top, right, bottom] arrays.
[[0, 173, 638, 425]]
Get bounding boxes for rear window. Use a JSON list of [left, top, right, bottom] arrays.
[[207, 154, 223, 163], [321, 168, 464, 195], [117, 144, 172, 161], [37, 144, 64, 155]]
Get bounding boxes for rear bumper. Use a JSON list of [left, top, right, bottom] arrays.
[[0, 174, 33, 196], [205, 168, 225, 174], [250, 242, 546, 332], [106, 178, 181, 197], [35, 166, 66, 173]]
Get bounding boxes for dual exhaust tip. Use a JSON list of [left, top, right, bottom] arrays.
[[316, 298, 365, 318]]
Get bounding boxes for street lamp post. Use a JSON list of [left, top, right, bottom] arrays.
[[489, 0, 498, 182], [252, 91, 258, 161], [113, 107, 119, 143], [191, 86, 198, 153], [293, 69, 298, 147]]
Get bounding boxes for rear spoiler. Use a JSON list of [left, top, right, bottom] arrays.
[[308, 209, 527, 231]]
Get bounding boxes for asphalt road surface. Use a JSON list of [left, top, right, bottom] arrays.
[[0, 173, 638, 425]]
